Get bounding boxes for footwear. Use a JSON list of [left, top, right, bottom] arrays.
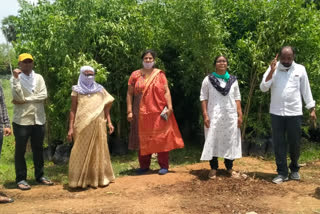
[[289, 171, 301, 180], [37, 177, 54, 185], [17, 180, 31, 190], [136, 168, 149, 175], [158, 168, 168, 175], [272, 175, 289, 184], [208, 169, 217, 179], [0, 196, 14, 204], [227, 169, 240, 179]]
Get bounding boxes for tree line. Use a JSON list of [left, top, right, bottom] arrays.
[[2, 0, 320, 144]]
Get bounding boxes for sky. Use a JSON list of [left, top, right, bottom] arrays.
[[0, 0, 38, 43]]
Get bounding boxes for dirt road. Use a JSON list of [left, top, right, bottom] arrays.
[[1, 157, 320, 214]]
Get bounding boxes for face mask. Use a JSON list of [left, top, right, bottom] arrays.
[[143, 61, 154, 69], [278, 62, 292, 71], [82, 74, 95, 86], [281, 62, 292, 68]]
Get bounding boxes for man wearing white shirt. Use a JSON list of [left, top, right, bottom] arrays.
[[11, 53, 53, 190], [260, 46, 316, 184]]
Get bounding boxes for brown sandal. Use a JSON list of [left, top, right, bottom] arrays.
[[0, 196, 14, 203]]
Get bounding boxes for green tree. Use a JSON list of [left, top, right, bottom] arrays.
[[0, 44, 16, 75], [1, 15, 18, 43], [7, 0, 320, 144]]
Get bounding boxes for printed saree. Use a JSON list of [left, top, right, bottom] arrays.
[[68, 89, 115, 188]]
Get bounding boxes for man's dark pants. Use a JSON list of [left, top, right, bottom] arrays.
[[271, 114, 302, 177], [13, 122, 45, 183]]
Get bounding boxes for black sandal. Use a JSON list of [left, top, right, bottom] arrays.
[[37, 177, 54, 186], [17, 180, 31, 190]]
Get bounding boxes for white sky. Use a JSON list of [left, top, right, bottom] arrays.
[[0, 0, 38, 43]]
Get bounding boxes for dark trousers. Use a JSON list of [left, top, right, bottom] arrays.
[[139, 151, 169, 169], [271, 114, 302, 177], [13, 122, 45, 183], [210, 157, 234, 170]]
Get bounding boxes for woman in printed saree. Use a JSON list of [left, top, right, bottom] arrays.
[[67, 66, 115, 188], [200, 55, 243, 179], [126, 49, 184, 175]]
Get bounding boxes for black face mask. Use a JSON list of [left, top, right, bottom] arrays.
[[281, 62, 292, 68]]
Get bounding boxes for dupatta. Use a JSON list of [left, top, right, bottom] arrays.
[[138, 69, 184, 155]]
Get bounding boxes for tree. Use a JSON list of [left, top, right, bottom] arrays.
[[0, 44, 16, 75], [1, 15, 18, 43], [8, 0, 320, 144]]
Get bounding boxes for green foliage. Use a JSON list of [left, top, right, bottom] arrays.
[[0, 78, 16, 184], [1, 15, 18, 43], [300, 139, 320, 163], [4, 0, 320, 143], [214, 0, 320, 140], [0, 44, 16, 75]]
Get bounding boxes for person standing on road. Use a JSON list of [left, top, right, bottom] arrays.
[[260, 46, 316, 184]]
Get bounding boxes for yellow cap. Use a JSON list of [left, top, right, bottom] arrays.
[[18, 53, 34, 62]]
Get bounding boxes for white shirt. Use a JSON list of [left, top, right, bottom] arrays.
[[11, 73, 47, 125], [260, 61, 315, 116]]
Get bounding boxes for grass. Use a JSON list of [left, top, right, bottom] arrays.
[[42, 143, 204, 186], [1, 143, 204, 187], [300, 141, 320, 163], [259, 140, 320, 164], [1, 77, 16, 187], [1, 76, 320, 187]]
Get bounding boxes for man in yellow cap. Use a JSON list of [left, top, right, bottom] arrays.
[[11, 53, 53, 190]]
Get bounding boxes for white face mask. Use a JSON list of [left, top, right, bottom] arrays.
[[81, 74, 95, 86], [143, 61, 154, 69]]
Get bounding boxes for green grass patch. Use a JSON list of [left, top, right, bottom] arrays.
[[300, 141, 320, 163], [0, 142, 203, 186], [1, 77, 16, 186]]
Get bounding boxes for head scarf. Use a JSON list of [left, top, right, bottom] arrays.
[[72, 66, 104, 94]]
